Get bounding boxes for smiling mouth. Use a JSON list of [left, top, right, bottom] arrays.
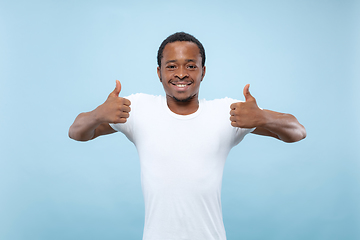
[[171, 82, 192, 88]]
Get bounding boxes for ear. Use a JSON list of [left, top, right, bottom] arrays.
[[157, 66, 162, 82], [201, 66, 206, 81]]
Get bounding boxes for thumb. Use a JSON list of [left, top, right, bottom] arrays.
[[112, 80, 121, 96], [243, 84, 255, 102]]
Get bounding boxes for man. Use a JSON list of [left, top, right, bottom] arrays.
[[69, 32, 306, 240]]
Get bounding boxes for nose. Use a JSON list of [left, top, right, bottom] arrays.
[[175, 66, 189, 79]]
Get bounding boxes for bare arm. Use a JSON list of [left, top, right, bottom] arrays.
[[230, 84, 306, 143], [68, 112, 116, 141], [69, 80, 131, 141], [251, 110, 306, 143]]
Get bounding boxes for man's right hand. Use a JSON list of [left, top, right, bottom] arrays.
[[95, 80, 131, 124], [69, 80, 131, 141]]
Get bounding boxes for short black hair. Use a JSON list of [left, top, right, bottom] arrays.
[[157, 32, 206, 67]]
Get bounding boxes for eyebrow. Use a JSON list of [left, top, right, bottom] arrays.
[[165, 59, 196, 64]]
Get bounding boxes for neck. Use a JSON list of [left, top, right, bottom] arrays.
[[166, 95, 199, 115]]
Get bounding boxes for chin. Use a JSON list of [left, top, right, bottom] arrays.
[[172, 95, 195, 102]]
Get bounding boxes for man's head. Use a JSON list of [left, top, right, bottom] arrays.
[[157, 33, 206, 104], [157, 32, 206, 68]]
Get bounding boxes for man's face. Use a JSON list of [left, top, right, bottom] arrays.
[[157, 41, 206, 102]]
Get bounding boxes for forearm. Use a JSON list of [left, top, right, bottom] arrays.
[[259, 109, 306, 143], [69, 110, 102, 141]]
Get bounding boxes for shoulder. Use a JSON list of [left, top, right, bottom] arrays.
[[203, 97, 243, 110], [125, 93, 159, 101], [200, 98, 242, 121], [125, 93, 162, 106]]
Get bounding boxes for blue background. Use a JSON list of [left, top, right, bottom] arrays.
[[1, 0, 359, 239]]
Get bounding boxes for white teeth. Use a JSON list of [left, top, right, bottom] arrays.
[[176, 84, 186, 87]]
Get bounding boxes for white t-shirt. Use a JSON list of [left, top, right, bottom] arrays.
[[110, 93, 254, 240]]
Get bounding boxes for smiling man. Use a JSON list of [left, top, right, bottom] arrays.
[[69, 32, 306, 240], [158, 40, 205, 115]]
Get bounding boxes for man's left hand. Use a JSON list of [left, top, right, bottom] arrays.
[[230, 84, 264, 128]]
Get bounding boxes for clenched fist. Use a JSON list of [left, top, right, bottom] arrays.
[[230, 84, 264, 128], [95, 80, 131, 124]]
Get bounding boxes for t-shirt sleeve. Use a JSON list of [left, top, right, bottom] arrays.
[[109, 93, 140, 143], [232, 126, 256, 146]]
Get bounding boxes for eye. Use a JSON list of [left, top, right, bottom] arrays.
[[166, 65, 176, 70], [187, 65, 197, 69]]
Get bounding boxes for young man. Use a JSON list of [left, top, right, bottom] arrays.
[[69, 32, 306, 240]]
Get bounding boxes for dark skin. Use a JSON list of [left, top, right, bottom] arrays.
[[157, 41, 206, 115], [69, 41, 306, 143], [68, 80, 129, 141], [230, 84, 306, 142]]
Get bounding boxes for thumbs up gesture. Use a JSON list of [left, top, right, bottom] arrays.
[[95, 80, 131, 124], [230, 84, 264, 128]]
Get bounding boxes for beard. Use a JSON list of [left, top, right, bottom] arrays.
[[172, 94, 195, 102]]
